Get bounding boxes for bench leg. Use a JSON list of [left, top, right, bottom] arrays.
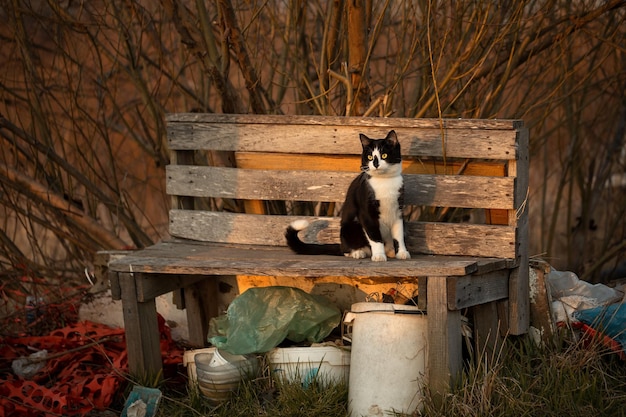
[[118, 272, 163, 377], [427, 277, 462, 394], [184, 285, 206, 347], [184, 279, 220, 347], [472, 301, 502, 367]]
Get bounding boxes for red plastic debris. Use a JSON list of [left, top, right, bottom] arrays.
[[571, 321, 626, 360], [0, 317, 182, 416]]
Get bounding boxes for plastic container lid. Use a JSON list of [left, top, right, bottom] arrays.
[[195, 350, 257, 373], [209, 349, 248, 367], [350, 302, 425, 314], [196, 350, 246, 365]]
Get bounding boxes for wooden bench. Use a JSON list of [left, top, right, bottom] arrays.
[[107, 114, 529, 393]]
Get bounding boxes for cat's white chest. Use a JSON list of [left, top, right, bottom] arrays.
[[368, 175, 403, 226]]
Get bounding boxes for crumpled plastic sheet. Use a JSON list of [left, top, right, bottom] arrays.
[[573, 303, 626, 360], [547, 268, 623, 322], [208, 286, 341, 355], [0, 315, 182, 416]]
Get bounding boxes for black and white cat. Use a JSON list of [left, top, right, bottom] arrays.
[[285, 130, 411, 262]]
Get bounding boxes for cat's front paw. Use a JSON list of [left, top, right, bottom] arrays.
[[349, 249, 369, 259], [396, 250, 411, 260], [371, 253, 387, 262]]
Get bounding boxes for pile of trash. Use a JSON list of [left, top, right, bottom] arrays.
[[0, 313, 182, 416], [547, 268, 626, 358], [1, 321, 126, 416]]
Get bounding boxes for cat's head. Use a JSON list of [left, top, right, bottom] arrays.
[[359, 130, 402, 176]]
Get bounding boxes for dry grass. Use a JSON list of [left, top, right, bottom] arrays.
[[156, 357, 348, 417], [421, 335, 626, 417], [152, 334, 626, 417]]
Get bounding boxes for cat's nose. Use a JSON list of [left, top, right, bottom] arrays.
[[373, 156, 379, 168]]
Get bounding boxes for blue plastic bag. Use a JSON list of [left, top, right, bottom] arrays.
[[574, 303, 626, 353]]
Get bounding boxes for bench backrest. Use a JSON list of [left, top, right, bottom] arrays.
[[166, 114, 528, 262]]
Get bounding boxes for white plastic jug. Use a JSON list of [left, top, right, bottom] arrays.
[[346, 302, 428, 416]]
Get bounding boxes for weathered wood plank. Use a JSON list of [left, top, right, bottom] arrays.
[[166, 166, 515, 209], [168, 123, 518, 159], [236, 152, 507, 176], [508, 127, 530, 335], [184, 284, 207, 348], [118, 272, 162, 376], [134, 273, 207, 302], [528, 260, 555, 344], [168, 210, 518, 258], [403, 174, 514, 209], [447, 269, 509, 309], [427, 277, 463, 394], [184, 280, 219, 348], [485, 209, 509, 225], [473, 258, 516, 273], [109, 270, 121, 300], [237, 153, 361, 172], [472, 302, 502, 367], [107, 240, 484, 277], [404, 224, 517, 259], [509, 258, 530, 335], [166, 113, 524, 130]]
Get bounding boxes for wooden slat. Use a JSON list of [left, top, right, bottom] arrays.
[[168, 121, 518, 159], [134, 274, 205, 302], [166, 113, 524, 130], [237, 153, 362, 172], [508, 127, 530, 335], [403, 174, 514, 209], [403, 222, 517, 259], [235, 152, 507, 176], [108, 240, 485, 277], [485, 209, 509, 225], [447, 270, 510, 309], [166, 166, 515, 209], [168, 210, 517, 258]]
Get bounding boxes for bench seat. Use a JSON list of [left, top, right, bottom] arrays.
[[109, 239, 513, 278]]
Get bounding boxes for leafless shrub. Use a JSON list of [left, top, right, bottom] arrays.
[[0, 0, 624, 281]]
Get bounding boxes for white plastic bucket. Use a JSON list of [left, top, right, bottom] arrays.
[[183, 347, 215, 383], [269, 345, 350, 385], [193, 349, 259, 404], [346, 302, 428, 416]]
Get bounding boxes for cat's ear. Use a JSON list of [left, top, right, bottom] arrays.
[[359, 133, 372, 148], [385, 130, 399, 145]]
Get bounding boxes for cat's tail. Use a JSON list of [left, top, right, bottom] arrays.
[[285, 220, 343, 256]]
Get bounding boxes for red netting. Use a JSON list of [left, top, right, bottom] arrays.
[[0, 316, 183, 416]]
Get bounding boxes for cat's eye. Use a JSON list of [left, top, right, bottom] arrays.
[[381, 153, 388, 159], [367, 155, 373, 160]]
